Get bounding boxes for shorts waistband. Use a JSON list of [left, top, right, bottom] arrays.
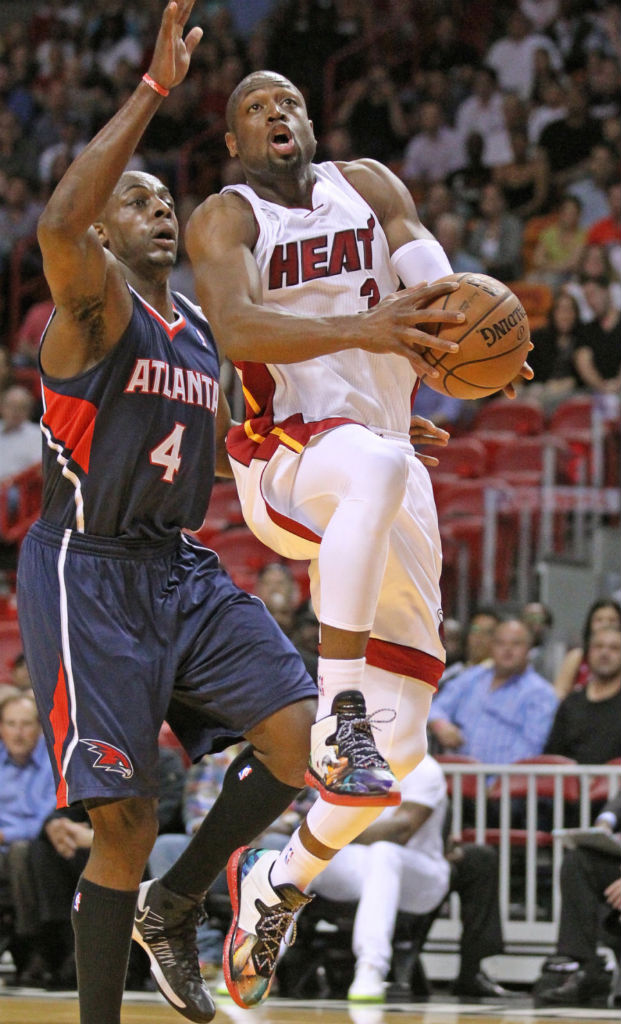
[[29, 520, 180, 560], [368, 425, 413, 450]]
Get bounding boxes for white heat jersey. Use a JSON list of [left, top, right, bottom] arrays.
[[223, 162, 416, 434]]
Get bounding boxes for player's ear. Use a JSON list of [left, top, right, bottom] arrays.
[[93, 221, 109, 248], [225, 132, 238, 158]]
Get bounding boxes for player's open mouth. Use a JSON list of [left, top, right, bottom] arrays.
[[269, 128, 295, 156], [152, 229, 176, 248]]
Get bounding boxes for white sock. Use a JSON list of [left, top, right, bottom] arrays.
[[316, 656, 365, 720], [269, 828, 328, 892]]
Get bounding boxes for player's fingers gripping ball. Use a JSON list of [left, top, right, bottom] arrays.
[[418, 273, 532, 399]]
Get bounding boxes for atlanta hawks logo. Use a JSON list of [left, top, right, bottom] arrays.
[[80, 739, 134, 779]]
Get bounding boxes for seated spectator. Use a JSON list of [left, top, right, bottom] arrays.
[[468, 183, 524, 282], [0, 385, 41, 481], [454, 68, 507, 168], [587, 180, 621, 248], [537, 84, 603, 199], [334, 64, 408, 164], [433, 212, 484, 275], [428, 619, 558, 760], [484, 9, 561, 102], [545, 626, 621, 765], [447, 131, 493, 222], [525, 290, 584, 405], [309, 754, 510, 1002], [565, 243, 621, 323], [438, 608, 499, 688], [568, 143, 618, 230], [533, 791, 621, 1009], [0, 693, 56, 986], [441, 618, 465, 675], [531, 195, 587, 287], [310, 753, 450, 1002], [7, 652, 33, 697], [401, 100, 463, 198], [573, 276, 621, 395], [527, 75, 567, 146], [521, 602, 567, 682], [553, 598, 621, 699], [492, 128, 549, 220]]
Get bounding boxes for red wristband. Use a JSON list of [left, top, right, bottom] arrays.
[[142, 73, 169, 97]]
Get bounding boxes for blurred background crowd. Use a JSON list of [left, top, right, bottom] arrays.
[[0, 0, 620, 1008]]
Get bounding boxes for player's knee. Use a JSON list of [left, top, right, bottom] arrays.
[[249, 697, 314, 786], [86, 796, 159, 855]]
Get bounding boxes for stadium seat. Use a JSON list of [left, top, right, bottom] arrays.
[[487, 755, 580, 803], [484, 434, 571, 486], [208, 527, 279, 576], [589, 759, 621, 806], [427, 436, 488, 478], [506, 280, 553, 331], [547, 395, 593, 433], [472, 399, 545, 437], [191, 480, 245, 542], [435, 754, 482, 800]]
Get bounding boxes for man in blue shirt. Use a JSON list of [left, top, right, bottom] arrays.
[[0, 693, 56, 985], [428, 619, 558, 763]]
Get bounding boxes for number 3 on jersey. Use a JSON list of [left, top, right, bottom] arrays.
[[150, 422, 186, 482]]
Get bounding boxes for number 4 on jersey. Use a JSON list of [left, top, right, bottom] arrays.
[[150, 422, 186, 482]]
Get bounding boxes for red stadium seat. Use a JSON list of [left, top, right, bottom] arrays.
[[487, 755, 580, 802], [547, 396, 593, 433], [0, 464, 42, 545], [429, 437, 488, 479], [472, 399, 545, 437], [435, 754, 482, 799], [484, 434, 571, 485], [208, 527, 279, 575], [191, 480, 245, 542]]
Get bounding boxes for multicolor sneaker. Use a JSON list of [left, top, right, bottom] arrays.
[[132, 879, 215, 1023], [223, 847, 312, 1009], [305, 689, 400, 806]]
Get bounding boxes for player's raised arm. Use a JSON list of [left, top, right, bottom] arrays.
[[37, 0, 202, 378]]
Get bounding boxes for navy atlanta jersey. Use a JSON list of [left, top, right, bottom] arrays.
[[39, 287, 220, 539]]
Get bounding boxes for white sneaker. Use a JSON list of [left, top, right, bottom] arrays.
[[348, 961, 386, 1003]]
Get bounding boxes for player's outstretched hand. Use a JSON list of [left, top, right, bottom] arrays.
[[148, 0, 203, 92], [409, 414, 450, 467], [502, 341, 534, 398], [360, 279, 465, 379]]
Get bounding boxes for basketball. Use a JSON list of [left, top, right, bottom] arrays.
[[419, 273, 531, 399]]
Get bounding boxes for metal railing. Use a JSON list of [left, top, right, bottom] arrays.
[[427, 760, 621, 976]]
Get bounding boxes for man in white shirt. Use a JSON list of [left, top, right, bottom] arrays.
[[310, 754, 449, 1001], [0, 386, 40, 481]]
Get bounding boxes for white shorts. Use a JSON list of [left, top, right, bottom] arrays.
[[230, 424, 445, 685]]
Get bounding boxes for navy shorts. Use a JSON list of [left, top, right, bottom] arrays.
[[17, 521, 316, 807]]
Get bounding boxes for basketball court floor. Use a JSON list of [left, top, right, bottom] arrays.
[[1, 991, 618, 1024]]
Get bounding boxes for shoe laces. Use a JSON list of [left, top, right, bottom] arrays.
[[142, 904, 202, 979], [253, 888, 309, 976], [334, 707, 396, 769]]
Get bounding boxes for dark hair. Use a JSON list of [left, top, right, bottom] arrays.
[[582, 599, 621, 649]]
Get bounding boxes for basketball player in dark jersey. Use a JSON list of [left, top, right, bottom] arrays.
[[16, 5, 319, 1023]]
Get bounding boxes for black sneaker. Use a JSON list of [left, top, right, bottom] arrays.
[[132, 879, 215, 1023], [305, 689, 400, 806]]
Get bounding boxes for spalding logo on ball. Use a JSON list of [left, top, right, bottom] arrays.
[[420, 273, 531, 399]]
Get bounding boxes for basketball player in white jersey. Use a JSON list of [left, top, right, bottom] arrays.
[[186, 70, 532, 1008]]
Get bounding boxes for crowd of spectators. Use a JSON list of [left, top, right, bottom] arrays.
[[0, 0, 620, 1008]]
